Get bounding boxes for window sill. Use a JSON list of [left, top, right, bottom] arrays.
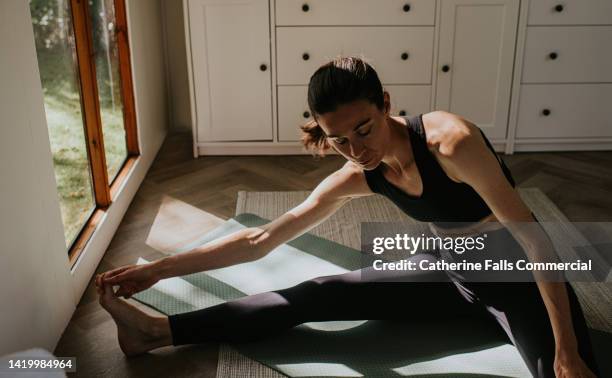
[[68, 155, 139, 267]]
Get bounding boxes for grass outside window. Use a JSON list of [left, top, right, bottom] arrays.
[[30, 0, 139, 260]]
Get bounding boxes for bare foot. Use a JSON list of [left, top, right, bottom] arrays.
[[98, 283, 172, 356]]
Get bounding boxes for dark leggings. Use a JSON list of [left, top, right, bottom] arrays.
[[168, 229, 600, 378]]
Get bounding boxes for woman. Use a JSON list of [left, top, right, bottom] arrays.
[[96, 57, 598, 377]]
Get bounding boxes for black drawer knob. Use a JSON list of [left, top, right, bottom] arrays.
[[302, 53, 310, 61], [401, 52, 409, 60], [549, 52, 558, 60], [442, 64, 450, 72], [542, 108, 551, 116], [403, 3, 411, 12], [259, 64, 267, 71], [399, 110, 407, 116], [302, 3, 309, 12], [303, 111, 310, 118], [554, 4, 564, 12]]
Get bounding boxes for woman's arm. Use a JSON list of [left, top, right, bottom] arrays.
[[154, 162, 369, 278], [99, 162, 372, 296], [427, 111, 596, 378]]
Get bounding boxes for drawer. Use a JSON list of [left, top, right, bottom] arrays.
[[528, 0, 612, 26], [385, 85, 432, 117], [516, 84, 612, 138], [276, 0, 435, 26], [521, 26, 612, 84], [276, 27, 434, 85], [277, 86, 311, 142], [277, 85, 432, 142]]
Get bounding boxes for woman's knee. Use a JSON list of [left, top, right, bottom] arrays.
[[295, 273, 356, 297], [276, 272, 364, 311]]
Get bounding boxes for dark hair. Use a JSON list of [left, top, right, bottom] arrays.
[[300, 56, 384, 156]]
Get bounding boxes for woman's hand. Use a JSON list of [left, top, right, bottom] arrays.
[[95, 263, 161, 299], [554, 348, 597, 378]]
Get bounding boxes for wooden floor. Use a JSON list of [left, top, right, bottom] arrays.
[[54, 131, 612, 377]]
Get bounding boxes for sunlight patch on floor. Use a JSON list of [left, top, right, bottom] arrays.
[[392, 344, 530, 377], [145, 195, 225, 254], [276, 362, 363, 377]]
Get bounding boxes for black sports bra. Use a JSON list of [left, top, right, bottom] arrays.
[[363, 114, 516, 227]]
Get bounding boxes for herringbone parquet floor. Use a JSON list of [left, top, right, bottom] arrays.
[[54, 132, 612, 377]]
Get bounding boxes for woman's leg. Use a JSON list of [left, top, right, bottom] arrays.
[[462, 228, 600, 377], [98, 282, 173, 356], [473, 282, 600, 378], [168, 253, 482, 345]]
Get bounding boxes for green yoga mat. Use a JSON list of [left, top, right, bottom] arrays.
[[134, 213, 533, 377]]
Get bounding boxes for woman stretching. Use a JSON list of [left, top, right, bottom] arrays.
[[96, 57, 598, 377]]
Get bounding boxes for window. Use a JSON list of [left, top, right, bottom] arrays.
[[29, 0, 138, 264]]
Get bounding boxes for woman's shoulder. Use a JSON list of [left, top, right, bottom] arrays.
[[421, 110, 477, 157], [420, 111, 487, 183], [319, 162, 374, 200]]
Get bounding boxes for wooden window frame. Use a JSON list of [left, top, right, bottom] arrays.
[[67, 0, 140, 267]]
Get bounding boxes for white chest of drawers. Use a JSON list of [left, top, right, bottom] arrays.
[[507, 0, 612, 152], [272, 0, 439, 144], [184, 0, 610, 156]]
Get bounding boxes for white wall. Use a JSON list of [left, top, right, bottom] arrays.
[[163, 0, 192, 131], [0, 0, 168, 355], [0, 0, 75, 355]]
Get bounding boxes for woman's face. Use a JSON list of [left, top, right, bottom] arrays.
[[315, 93, 391, 170]]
